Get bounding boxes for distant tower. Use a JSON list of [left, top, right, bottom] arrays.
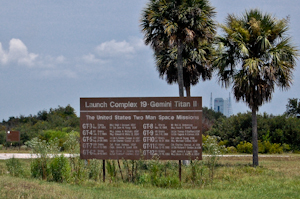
[[214, 98, 224, 114], [210, 93, 213, 109]]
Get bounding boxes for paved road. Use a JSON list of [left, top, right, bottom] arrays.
[[0, 153, 291, 160], [0, 153, 75, 160]]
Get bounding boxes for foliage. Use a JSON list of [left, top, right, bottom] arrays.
[[2, 155, 300, 198], [207, 112, 300, 151], [285, 98, 300, 117], [63, 131, 80, 154], [214, 9, 298, 166], [6, 156, 24, 177], [0, 131, 5, 145], [187, 158, 205, 186], [63, 133, 88, 184], [237, 141, 253, 154], [31, 158, 50, 180], [26, 137, 60, 180], [106, 160, 117, 182], [258, 141, 283, 154], [0, 105, 79, 145], [50, 155, 71, 183], [202, 107, 225, 134], [88, 159, 102, 181], [203, 135, 223, 183], [141, 0, 216, 96]]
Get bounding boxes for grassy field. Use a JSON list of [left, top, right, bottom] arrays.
[[0, 155, 300, 199]]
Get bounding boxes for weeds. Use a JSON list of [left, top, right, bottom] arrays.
[[6, 156, 24, 177]]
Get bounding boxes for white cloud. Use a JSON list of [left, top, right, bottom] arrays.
[[39, 69, 77, 79], [95, 40, 136, 58], [82, 53, 105, 64], [0, 38, 38, 66], [0, 39, 76, 79]]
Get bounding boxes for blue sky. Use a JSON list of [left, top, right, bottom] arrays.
[[0, 0, 299, 121]]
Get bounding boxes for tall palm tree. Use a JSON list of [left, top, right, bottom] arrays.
[[155, 41, 214, 96], [140, 0, 216, 97], [214, 9, 298, 166]]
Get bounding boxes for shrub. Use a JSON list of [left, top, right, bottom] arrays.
[[31, 158, 50, 180], [258, 141, 283, 154], [88, 159, 102, 181], [6, 157, 24, 177], [155, 176, 180, 188], [282, 143, 291, 152], [187, 158, 205, 186], [237, 141, 253, 154], [226, 146, 237, 153], [203, 136, 223, 183], [149, 157, 163, 186], [138, 173, 151, 184], [70, 157, 88, 184], [26, 137, 60, 180], [20, 145, 28, 151], [0, 144, 3, 150], [269, 143, 283, 154], [50, 155, 71, 182], [106, 160, 117, 182]]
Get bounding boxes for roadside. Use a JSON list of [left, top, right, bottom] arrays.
[[0, 153, 292, 160], [0, 153, 75, 160]]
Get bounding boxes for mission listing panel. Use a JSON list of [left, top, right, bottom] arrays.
[[80, 97, 202, 160]]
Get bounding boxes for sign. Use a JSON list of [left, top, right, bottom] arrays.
[[80, 97, 202, 160], [6, 131, 20, 142]]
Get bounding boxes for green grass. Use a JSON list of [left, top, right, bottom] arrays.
[[0, 155, 300, 199]]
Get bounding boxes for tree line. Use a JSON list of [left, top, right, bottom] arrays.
[[0, 105, 79, 146]]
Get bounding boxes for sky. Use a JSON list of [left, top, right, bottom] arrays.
[[0, 0, 299, 121]]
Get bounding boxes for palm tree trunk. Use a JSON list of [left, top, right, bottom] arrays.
[[185, 85, 191, 97], [252, 108, 259, 167], [177, 39, 184, 97]]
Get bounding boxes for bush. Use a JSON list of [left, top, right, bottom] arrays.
[[50, 155, 71, 182], [88, 159, 102, 181], [187, 158, 205, 186], [269, 143, 283, 154], [203, 136, 223, 183], [26, 137, 60, 180], [31, 158, 50, 180], [20, 145, 28, 150], [226, 146, 237, 153], [155, 176, 180, 188], [258, 141, 283, 154], [0, 144, 3, 150], [282, 143, 291, 152], [237, 141, 253, 154], [6, 157, 24, 177], [106, 160, 117, 182]]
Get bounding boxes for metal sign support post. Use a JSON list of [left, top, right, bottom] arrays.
[[103, 160, 105, 182]]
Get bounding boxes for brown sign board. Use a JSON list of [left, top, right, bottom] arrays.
[[6, 131, 20, 142], [80, 97, 202, 160]]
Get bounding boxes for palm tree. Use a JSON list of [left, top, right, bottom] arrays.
[[140, 0, 216, 97], [155, 41, 214, 96], [214, 9, 298, 166], [285, 98, 300, 117]]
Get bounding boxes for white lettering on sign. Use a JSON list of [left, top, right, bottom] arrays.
[[110, 101, 137, 109], [85, 102, 107, 108], [174, 101, 191, 107]]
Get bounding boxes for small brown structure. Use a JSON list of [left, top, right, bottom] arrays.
[[6, 131, 20, 142]]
